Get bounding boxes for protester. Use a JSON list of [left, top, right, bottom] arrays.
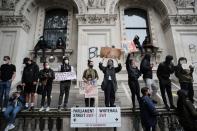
[[99, 58, 122, 107], [175, 57, 194, 103], [157, 55, 176, 110], [176, 89, 197, 131], [140, 54, 158, 101], [58, 57, 74, 111], [39, 62, 55, 112], [0, 56, 16, 112], [140, 87, 158, 131], [126, 53, 141, 111], [82, 60, 99, 107], [4, 86, 25, 131], [21, 57, 39, 110]]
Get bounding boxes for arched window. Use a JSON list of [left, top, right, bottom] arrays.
[[124, 8, 149, 44], [44, 9, 68, 48]]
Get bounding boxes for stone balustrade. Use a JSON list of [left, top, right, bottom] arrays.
[[0, 108, 183, 131]]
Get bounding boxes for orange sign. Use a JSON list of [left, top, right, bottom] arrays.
[[100, 47, 122, 59]]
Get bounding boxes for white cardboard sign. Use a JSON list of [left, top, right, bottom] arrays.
[[55, 72, 76, 81], [71, 107, 121, 128]]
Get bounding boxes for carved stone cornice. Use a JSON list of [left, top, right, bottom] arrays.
[[0, 15, 31, 32], [162, 15, 197, 30], [76, 14, 117, 25]]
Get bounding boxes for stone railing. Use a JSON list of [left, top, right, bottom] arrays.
[[0, 108, 183, 131]]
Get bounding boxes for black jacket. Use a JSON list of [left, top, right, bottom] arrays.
[[39, 68, 55, 86], [126, 54, 141, 80], [22, 63, 39, 83], [157, 62, 174, 83], [99, 62, 122, 92], [177, 99, 197, 130], [140, 54, 152, 79]]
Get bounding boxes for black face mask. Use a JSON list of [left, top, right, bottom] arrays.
[[89, 65, 93, 68]]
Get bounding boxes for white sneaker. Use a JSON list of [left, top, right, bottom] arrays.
[[2, 107, 6, 112], [4, 124, 9, 131], [46, 107, 50, 112], [39, 107, 45, 112], [8, 124, 15, 130]]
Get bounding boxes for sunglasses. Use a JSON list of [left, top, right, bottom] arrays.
[[3, 59, 7, 61]]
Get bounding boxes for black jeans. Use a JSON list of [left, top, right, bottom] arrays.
[[58, 82, 71, 107], [85, 98, 95, 107], [143, 125, 156, 131], [159, 80, 174, 107], [128, 79, 140, 108], [41, 84, 52, 107], [180, 82, 194, 103], [104, 81, 115, 107]]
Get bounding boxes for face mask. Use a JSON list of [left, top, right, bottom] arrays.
[[89, 65, 93, 68], [45, 65, 50, 69], [65, 60, 69, 64], [3, 60, 8, 64], [180, 60, 187, 65]]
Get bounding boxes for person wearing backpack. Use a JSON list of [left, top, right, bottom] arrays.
[[58, 57, 75, 111], [21, 57, 39, 111], [82, 60, 99, 107]]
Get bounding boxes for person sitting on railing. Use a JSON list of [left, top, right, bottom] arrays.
[[177, 89, 197, 131], [175, 57, 194, 103], [140, 87, 158, 131], [4, 85, 25, 131]]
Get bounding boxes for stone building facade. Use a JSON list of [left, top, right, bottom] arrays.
[[0, 0, 197, 86]]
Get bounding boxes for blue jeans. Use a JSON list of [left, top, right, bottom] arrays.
[[3, 105, 22, 124], [0, 81, 11, 108]]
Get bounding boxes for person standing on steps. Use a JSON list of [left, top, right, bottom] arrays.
[[126, 53, 141, 111], [99, 58, 122, 107], [58, 57, 75, 111], [21, 57, 39, 111], [0, 56, 16, 112], [39, 62, 55, 112], [82, 59, 99, 107], [157, 55, 176, 110]]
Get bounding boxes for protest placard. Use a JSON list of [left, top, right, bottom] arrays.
[[100, 47, 122, 59], [54, 72, 76, 81], [78, 81, 98, 98]]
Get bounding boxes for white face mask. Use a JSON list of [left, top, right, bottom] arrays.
[[65, 60, 69, 64], [45, 65, 50, 69], [3, 61, 8, 64]]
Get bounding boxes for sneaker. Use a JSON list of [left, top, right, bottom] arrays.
[[39, 107, 45, 112], [58, 106, 61, 112], [4, 124, 10, 131], [2, 107, 6, 112], [46, 107, 50, 112], [29, 106, 34, 111], [8, 124, 15, 130]]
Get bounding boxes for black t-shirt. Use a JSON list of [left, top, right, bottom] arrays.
[[0, 64, 16, 81]]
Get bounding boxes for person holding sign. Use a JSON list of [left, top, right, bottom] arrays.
[[58, 57, 74, 111], [38, 62, 55, 112], [175, 57, 194, 103], [126, 53, 141, 111], [82, 60, 99, 107], [99, 58, 122, 107]]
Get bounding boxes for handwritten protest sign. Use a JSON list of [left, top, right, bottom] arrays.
[[71, 107, 121, 128], [79, 81, 98, 98], [100, 47, 122, 59], [55, 72, 76, 81]]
